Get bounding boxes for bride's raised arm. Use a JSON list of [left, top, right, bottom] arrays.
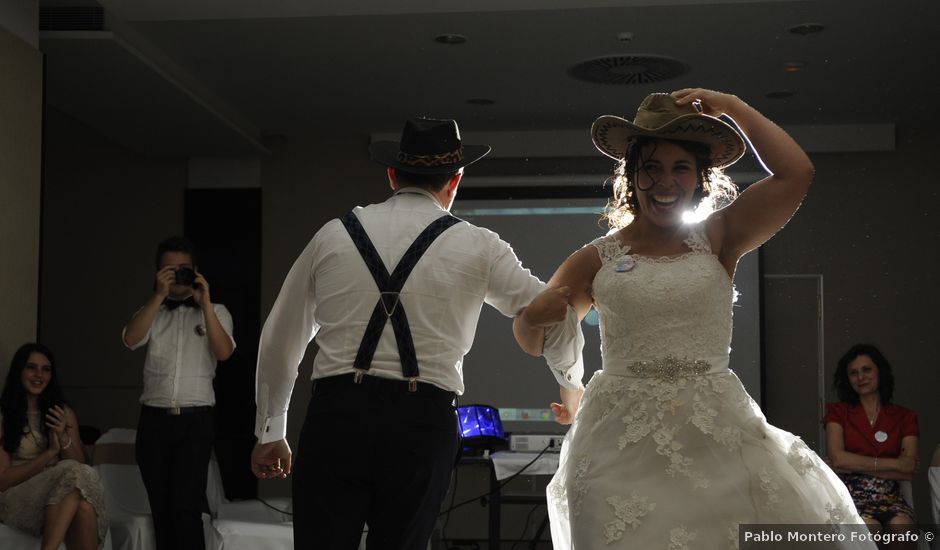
[[674, 89, 815, 266]]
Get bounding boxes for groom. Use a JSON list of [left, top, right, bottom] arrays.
[[250, 117, 584, 550]]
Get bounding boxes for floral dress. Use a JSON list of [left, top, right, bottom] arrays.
[[0, 411, 108, 547], [547, 224, 871, 549], [823, 401, 918, 523]]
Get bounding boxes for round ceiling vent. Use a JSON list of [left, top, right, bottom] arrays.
[[568, 54, 689, 85]]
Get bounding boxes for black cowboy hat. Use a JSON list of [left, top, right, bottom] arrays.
[[370, 118, 491, 174]]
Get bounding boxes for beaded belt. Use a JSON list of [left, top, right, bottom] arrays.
[[627, 355, 712, 381]]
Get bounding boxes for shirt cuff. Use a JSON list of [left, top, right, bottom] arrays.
[[542, 305, 585, 390], [255, 413, 287, 444], [550, 356, 585, 391], [121, 327, 145, 350]]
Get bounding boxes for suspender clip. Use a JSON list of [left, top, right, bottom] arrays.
[[353, 369, 365, 384], [380, 292, 401, 317], [408, 378, 418, 392]]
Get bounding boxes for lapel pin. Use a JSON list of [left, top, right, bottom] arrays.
[[614, 256, 636, 273]]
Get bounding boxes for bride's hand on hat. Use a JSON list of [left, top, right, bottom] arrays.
[[671, 88, 741, 118]]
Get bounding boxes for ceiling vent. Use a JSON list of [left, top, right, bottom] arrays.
[[568, 55, 688, 85], [40, 6, 105, 31]]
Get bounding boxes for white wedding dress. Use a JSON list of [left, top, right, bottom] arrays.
[[547, 224, 872, 549]]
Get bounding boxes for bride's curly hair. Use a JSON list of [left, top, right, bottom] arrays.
[[602, 136, 738, 229]]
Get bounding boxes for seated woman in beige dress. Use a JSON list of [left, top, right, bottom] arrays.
[[0, 343, 107, 550]]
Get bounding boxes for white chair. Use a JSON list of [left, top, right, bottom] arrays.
[[94, 428, 294, 550], [206, 454, 291, 523], [205, 454, 294, 550], [929, 465, 939, 550], [0, 523, 67, 550], [93, 428, 212, 550], [93, 428, 156, 550], [205, 455, 367, 550], [899, 479, 932, 550], [901, 478, 916, 511], [92, 429, 362, 550]]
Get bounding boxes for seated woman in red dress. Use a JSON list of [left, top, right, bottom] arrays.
[[823, 344, 918, 548]]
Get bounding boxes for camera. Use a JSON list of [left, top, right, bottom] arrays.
[[174, 267, 197, 287]]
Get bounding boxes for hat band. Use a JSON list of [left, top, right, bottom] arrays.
[[397, 148, 465, 168]]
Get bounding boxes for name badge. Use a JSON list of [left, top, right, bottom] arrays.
[[874, 431, 888, 443], [614, 256, 636, 273]]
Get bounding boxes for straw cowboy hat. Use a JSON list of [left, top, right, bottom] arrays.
[[370, 118, 491, 174], [591, 93, 746, 168]]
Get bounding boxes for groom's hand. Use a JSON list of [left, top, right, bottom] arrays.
[[514, 286, 571, 356], [522, 286, 571, 328], [251, 439, 292, 479]]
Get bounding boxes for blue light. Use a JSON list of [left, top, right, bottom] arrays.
[[458, 404, 506, 441]]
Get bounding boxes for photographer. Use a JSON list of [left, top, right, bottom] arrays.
[[122, 236, 235, 550]]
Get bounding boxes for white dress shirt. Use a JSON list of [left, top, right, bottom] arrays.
[[255, 188, 583, 443], [124, 303, 236, 407]]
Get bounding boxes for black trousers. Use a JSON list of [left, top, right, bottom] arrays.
[[136, 405, 215, 550], [292, 374, 459, 550]]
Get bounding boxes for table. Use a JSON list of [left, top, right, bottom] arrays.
[[489, 451, 559, 480], [461, 451, 560, 549]]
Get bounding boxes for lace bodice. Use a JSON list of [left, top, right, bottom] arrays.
[[10, 411, 55, 467], [549, 222, 868, 550], [589, 223, 733, 366]]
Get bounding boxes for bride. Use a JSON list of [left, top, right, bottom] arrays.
[[515, 89, 872, 548]]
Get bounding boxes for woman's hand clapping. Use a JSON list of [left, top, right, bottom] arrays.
[[45, 405, 70, 452]]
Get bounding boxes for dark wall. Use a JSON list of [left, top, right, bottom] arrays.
[[39, 107, 187, 432], [0, 26, 42, 364], [762, 123, 939, 515], [185, 188, 262, 499]]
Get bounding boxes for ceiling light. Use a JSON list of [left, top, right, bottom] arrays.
[[782, 61, 806, 73], [434, 34, 468, 45], [788, 23, 825, 36], [617, 31, 634, 42]]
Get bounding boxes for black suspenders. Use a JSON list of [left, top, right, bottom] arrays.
[[339, 211, 461, 390]]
